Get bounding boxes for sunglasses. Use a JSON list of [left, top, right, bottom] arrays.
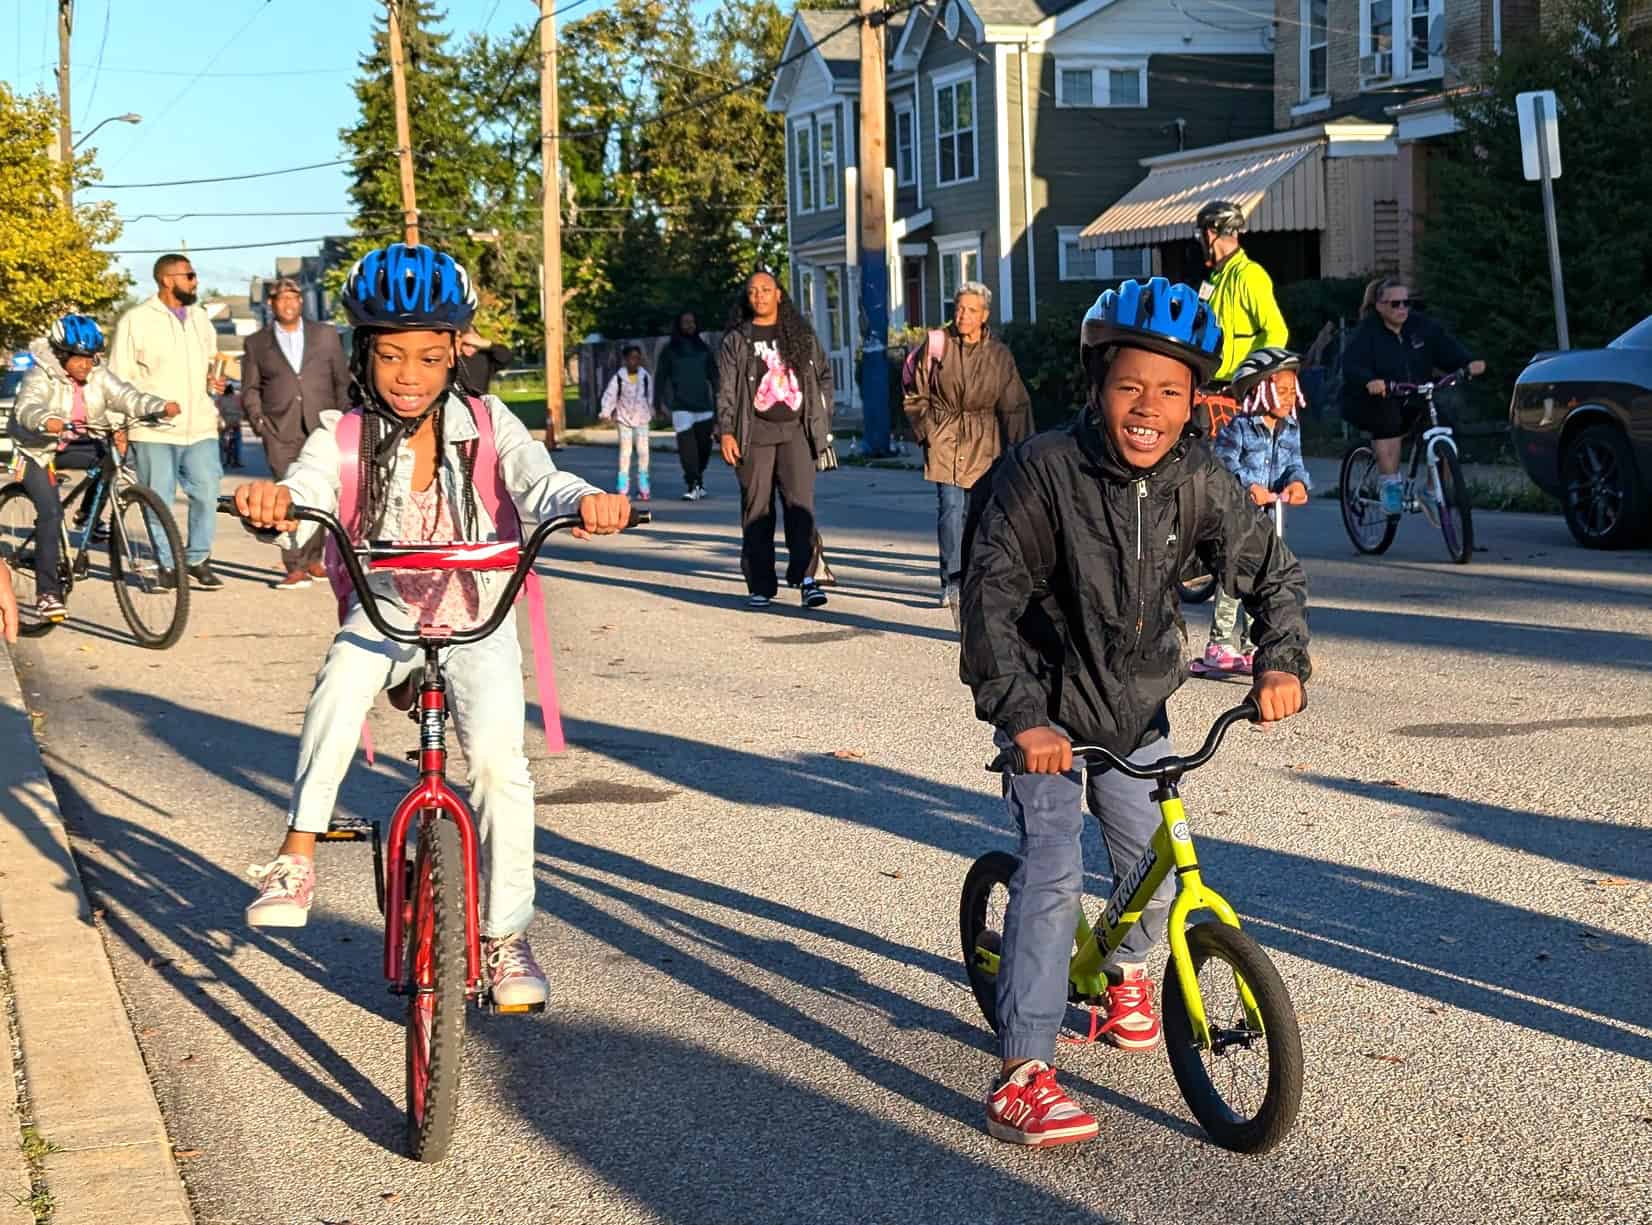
[[1380, 298, 1412, 309], [171, 271, 199, 280]]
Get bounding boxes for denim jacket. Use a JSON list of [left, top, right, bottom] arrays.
[[1211, 413, 1311, 494]]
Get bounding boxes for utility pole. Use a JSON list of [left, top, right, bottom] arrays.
[[540, 0, 565, 446], [56, 0, 73, 211], [857, 0, 891, 455], [386, 0, 420, 244]]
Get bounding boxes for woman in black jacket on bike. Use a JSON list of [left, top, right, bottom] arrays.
[[716, 270, 834, 609]]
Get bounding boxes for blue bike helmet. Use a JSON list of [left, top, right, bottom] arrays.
[[341, 242, 476, 332], [49, 314, 106, 357], [1080, 277, 1224, 385]]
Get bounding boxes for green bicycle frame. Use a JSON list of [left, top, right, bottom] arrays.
[[975, 782, 1265, 1051]]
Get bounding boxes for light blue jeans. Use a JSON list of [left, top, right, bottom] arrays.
[[995, 734, 1175, 1066], [130, 438, 222, 568], [936, 481, 968, 588], [289, 601, 538, 938]]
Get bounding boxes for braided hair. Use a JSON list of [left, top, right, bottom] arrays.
[[727, 270, 815, 381], [347, 329, 482, 543]]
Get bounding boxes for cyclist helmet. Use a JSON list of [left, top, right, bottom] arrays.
[[341, 242, 476, 332], [1227, 346, 1301, 403], [1195, 200, 1246, 237], [49, 314, 106, 357], [1080, 277, 1224, 385]]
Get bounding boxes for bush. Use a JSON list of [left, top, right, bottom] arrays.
[[1276, 277, 1368, 353], [1000, 307, 1087, 430]]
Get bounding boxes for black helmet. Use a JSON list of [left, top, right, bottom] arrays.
[[1195, 200, 1246, 237], [1228, 346, 1300, 402]]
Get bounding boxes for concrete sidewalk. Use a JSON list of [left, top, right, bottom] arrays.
[[0, 641, 192, 1225]]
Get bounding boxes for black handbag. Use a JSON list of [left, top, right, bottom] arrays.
[[815, 436, 839, 472]]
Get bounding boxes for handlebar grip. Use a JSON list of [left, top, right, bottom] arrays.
[[985, 746, 1028, 775], [629, 508, 651, 528]]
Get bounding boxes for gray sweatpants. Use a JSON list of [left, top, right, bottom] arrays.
[[995, 735, 1175, 1066]]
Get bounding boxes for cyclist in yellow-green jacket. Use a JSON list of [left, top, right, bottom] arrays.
[[1196, 200, 1289, 385]]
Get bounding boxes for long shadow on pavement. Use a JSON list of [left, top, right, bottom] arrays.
[[1308, 603, 1652, 670]]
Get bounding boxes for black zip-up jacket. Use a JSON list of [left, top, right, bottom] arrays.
[[960, 410, 1311, 755], [1339, 313, 1472, 421], [715, 324, 834, 459]]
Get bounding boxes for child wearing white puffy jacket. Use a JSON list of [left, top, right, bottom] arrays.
[[600, 345, 654, 500]]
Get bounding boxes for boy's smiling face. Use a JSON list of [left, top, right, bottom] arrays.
[[1099, 346, 1195, 469]]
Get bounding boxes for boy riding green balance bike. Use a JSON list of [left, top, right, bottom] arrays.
[[959, 277, 1310, 1146]]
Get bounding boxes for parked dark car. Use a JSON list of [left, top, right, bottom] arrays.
[[1510, 316, 1652, 548]]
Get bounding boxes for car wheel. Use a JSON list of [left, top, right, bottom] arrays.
[[1561, 423, 1649, 549]]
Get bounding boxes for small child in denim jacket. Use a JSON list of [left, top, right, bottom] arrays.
[[1198, 347, 1311, 675]]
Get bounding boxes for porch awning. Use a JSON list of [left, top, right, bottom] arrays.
[[1079, 141, 1323, 249]]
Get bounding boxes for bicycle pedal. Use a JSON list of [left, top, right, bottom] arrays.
[[490, 1001, 546, 1016], [404, 749, 420, 762], [321, 816, 377, 842]]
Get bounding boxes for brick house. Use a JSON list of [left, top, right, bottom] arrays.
[[767, 1, 1277, 407]]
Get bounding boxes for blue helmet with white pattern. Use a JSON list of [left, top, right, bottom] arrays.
[[49, 314, 105, 357], [1080, 277, 1223, 385], [341, 243, 476, 332]]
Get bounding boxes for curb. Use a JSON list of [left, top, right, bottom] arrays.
[[0, 642, 192, 1225]]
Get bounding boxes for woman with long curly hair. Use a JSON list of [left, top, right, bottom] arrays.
[[716, 269, 834, 608]]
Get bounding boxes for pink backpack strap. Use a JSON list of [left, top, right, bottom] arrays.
[[323, 409, 377, 763], [466, 396, 566, 755], [927, 328, 947, 370]]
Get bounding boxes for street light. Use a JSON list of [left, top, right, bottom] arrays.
[[73, 112, 141, 151]]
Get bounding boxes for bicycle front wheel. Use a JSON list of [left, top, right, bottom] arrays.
[[110, 483, 189, 649], [1434, 447, 1474, 564], [959, 851, 1017, 1032], [0, 485, 54, 636], [1162, 921, 1303, 1154], [1339, 446, 1397, 555], [404, 815, 467, 1163]]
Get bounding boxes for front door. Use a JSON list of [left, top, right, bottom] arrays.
[[822, 266, 851, 407], [903, 257, 926, 329]]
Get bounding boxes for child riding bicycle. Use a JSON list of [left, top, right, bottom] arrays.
[[1195, 347, 1311, 677], [959, 277, 1310, 1147], [10, 315, 180, 621], [233, 242, 630, 1009]]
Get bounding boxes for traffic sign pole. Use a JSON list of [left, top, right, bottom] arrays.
[[1532, 93, 1569, 350]]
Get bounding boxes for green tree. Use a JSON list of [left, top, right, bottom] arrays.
[[1418, 0, 1652, 403], [0, 86, 127, 351]]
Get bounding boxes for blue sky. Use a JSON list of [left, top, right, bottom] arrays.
[[4, 0, 592, 297]]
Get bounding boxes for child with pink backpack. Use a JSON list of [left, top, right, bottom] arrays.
[[231, 243, 632, 1008]]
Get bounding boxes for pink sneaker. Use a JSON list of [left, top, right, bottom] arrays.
[[245, 854, 315, 928], [1200, 643, 1246, 673], [986, 1061, 1099, 1146], [1099, 967, 1163, 1051], [484, 932, 548, 1008]]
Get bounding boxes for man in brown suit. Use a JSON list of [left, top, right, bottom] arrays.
[[241, 278, 351, 589]]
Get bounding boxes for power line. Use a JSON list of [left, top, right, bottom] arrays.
[[96, 157, 365, 190], [80, 0, 113, 124], [110, 232, 396, 256], [36, 62, 356, 77]]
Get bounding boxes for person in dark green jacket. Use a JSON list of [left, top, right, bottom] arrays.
[[656, 311, 719, 500]]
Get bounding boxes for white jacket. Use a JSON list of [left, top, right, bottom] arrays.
[[599, 368, 654, 429], [276, 393, 602, 614], [11, 340, 172, 467], [109, 296, 220, 446]]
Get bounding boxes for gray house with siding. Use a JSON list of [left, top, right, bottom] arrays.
[[767, 0, 1275, 407]]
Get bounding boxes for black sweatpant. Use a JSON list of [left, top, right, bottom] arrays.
[[737, 427, 817, 598], [677, 417, 714, 489], [18, 457, 64, 598]]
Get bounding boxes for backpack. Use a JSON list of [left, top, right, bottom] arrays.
[[960, 442, 1205, 598], [327, 397, 565, 763], [899, 329, 948, 437]]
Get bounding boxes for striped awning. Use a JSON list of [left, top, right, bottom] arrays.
[[1079, 142, 1324, 249]]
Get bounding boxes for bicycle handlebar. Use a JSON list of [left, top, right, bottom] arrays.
[[1385, 367, 1470, 400], [216, 496, 649, 647], [987, 698, 1273, 782]]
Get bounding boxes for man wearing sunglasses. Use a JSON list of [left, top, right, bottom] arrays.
[[1341, 277, 1485, 516], [110, 253, 229, 590]]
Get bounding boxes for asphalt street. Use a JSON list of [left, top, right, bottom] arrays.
[[12, 439, 1652, 1225]]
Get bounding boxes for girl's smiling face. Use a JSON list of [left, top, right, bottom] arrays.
[[370, 329, 455, 417]]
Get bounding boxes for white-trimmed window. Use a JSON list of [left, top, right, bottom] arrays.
[[792, 121, 815, 213], [1301, 0, 1328, 100], [894, 100, 916, 187], [935, 232, 982, 305], [1057, 229, 1151, 281], [932, 69, 978, 187], [1363, 0, 1442, 80], [1054, 59, 1148, 108], [797, 266, 817, 322], [818, 114, 839, 209]]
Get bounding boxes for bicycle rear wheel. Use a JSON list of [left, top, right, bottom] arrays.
[[404, 814, 467, 1163], [1339, 446, 1397, 555], [0, 484, 57, 636], [959, 851, 1017, 1032], [1162, 921, 1303, 1154], [1434, 447, 1474, 564], [110, 482, 189, 649]]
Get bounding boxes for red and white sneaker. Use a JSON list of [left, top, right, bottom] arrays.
[[1099, 967, 1163, 1051], [985, 1061, 1099, 1147], [484, 932, 548, 1008]]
